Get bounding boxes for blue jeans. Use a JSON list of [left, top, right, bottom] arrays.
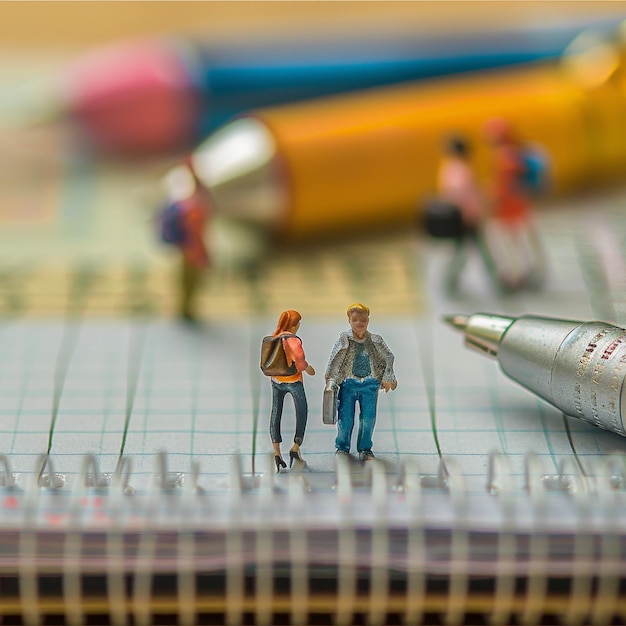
[[335, 377, 380, 453], [269, 380, 308, 444]]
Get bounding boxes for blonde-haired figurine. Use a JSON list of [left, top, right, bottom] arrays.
[[325, 304, 397, 462]]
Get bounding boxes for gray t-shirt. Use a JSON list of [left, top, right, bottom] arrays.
[[351, 341, 371, 378]]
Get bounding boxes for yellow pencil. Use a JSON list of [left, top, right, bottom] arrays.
[[171, 33, 626, 240]]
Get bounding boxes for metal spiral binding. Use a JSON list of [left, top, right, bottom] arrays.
[[0, 454, 18, 488], [486, 453, 516, 626], [0, 451, 625, 625], [521, 452, 549, 626], [441, 456, 468, 626], [593, 455, 626, 625], [335, 450, 355, 626], [226, 453, 244, 626], [108, 456, 133, 626], [288, 470, 309, 626], [367, 459, 390, 626], [403, 456, 426, 625], [36, 453, 65, 490]]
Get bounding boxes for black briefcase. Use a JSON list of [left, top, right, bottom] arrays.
[[423, 198, 465, 239]]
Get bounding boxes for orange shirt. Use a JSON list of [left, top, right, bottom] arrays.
[[273, 334, 309, 383], [180, 192, 210, 268], [490, 143, 529, 224]]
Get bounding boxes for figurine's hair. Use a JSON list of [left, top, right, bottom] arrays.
[[273, 310, 302, 336], [346, 303, 370, 317], [444, 135, 469, 158]]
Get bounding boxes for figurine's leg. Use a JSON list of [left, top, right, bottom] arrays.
[[180, 258, 203, 321], [473, 229, 501, 291], [335, 379, 357, 453], [524, 220, 547, 290], [484, 220, 525, 293], [290, 381, 308, 445], [270, 381, 288, 472], [287, 381, 308, 466], [444, 236, 467, 295], [269, 381, 287, 445], [509, 224, 533, 287], [356, 378, 380, 454]]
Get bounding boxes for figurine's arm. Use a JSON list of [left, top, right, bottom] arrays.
[[374, 336, 397, 391], [283, 336, 315, 375], [325, 336, 347, 381]]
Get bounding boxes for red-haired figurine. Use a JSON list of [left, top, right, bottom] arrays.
[[266, 310, 315, 472]]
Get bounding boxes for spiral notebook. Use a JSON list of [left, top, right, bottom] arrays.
[[0, 195, 625, 626]]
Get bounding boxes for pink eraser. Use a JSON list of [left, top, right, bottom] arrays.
[[65, 39, 200, 154]]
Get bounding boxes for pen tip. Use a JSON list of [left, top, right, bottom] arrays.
[[443, 314, 469, 331]]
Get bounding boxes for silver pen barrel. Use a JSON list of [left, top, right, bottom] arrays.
[[445, 313, 626, 437]]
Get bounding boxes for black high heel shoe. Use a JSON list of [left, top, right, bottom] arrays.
[[289, 444, 303, 468], [275, 455, 287, 473]]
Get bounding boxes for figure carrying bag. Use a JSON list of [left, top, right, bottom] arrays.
[[260, 334, 298, 377]]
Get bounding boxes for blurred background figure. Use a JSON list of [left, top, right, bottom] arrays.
[[160, 157, 212, 322], [483, 117, 548, 292], [436, 134, 498, 296]]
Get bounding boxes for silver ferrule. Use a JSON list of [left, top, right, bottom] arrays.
[[448, 313, 515, 358], [189, 117, 286, 227], [499, 317, 626, 436]]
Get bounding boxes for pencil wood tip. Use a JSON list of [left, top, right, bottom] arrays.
[[443, 314, 469, 331]]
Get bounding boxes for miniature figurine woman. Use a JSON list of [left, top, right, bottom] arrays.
[[269, 310, 315, 472]]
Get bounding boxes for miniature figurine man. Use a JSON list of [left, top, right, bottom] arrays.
[[325, 303, 397, 461]]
